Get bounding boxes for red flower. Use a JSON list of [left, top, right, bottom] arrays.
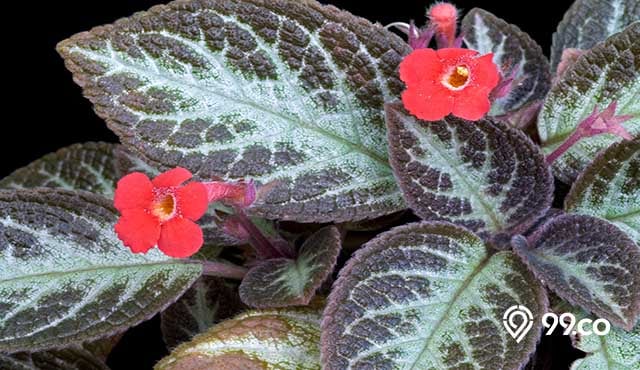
[[114, 167, 208, 258], [400, 48, 500, 121]]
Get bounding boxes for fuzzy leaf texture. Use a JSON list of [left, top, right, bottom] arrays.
[[239, 225, 340, 308], [56, 0, 412, 223], [513, 214, 640, 330], [322, 222, 547, 370], [0, 346, 109, 370], [161, 276, 246, 349], [551, 0, 640, 70], [538, 22, 640, 183], [565, 137, 640, 244], [156, 305, 322, 369], [0, 189, 202, 352], [386, 103, 553, 239], [461, 8, 551, 117], [570, 311, 640, 370]]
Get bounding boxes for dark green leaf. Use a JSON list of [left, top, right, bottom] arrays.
[[462, 8, 551, 117], [0, 189, 202, 352], [57, 0, 411, 223], [322, 222, 547, 369], [513, 214, 640, 330], [386, 102, 553, 238], [239, 226, 340, 307]]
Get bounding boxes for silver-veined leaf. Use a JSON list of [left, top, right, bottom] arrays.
[[538, 22, 640, 183], [160, 276, 246, 349], [566, 137, 640, 244], [0, 189, 202, 352], [462, 8, 551, 117], [386, 103, 553, 238], [322, 222, 547, 369], [239, 226, 340, 308], [513, 214, 640, 330], [570, 311, 640, 370], [156, 304, 322, 370], [57, 0, 411, 223], [0, 142, 124, 197], [551, 0, 640, 70]]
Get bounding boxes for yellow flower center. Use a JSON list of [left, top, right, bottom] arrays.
[[443, 65, 470, 90], [152, 194, 176, 221]]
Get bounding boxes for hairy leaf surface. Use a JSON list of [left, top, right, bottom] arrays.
[[570, 311, 640, 370], [566, 138, 640, 244], [0, 189, 202, 352], [57, 0, 411, 223], [156, 305, 322, 369], [513, 214, 640, 330], [551, 0, 640, 69], [386, 103, 553, 237], [462, 8, 551, 117], [322, 222, 547, 369], [239, 226, 340, 308], [161, 276, 246, 349], [538, 23, 640, 183], [0, 346, 109, 370]]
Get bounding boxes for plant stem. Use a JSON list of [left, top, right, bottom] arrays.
[[233, 207, 290, 259], [193, 260, 248, 280], [545, 131, 582, 165]]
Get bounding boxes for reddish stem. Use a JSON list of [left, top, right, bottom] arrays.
[[233, 208, 292, 259], [545, 131, 582, 165], [190, 260, 248, 280]]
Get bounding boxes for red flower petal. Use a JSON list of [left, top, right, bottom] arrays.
[[115, 209, 161, 254], [402, 83, 454, 121], [114, 173, 154, 212], [452, 90, 492, 121], [176, 182, 208, 221], [152, 167, 192, 188], [157, 217, 204, 258], [470, 53, 500, 89], [400, 48, 441, 86], [436, 48, 478, 62]]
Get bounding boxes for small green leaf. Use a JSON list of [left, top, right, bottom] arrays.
[[239, 226, 340, 308], [57, 0, 411, 223], [513, 214, 640, 330], [0, 346, 109, 370], [538, 23, 640, 183], [566, 138, 640, 244], [161, 276, 246, 349], [386, 103, 553, 238], [0, 142, 126, 197], [570, 311, 640, 370], [462, 8, 551, 117], [322, 222, 547, 369], [551, 0, 640, 70], [0, 189, 202, 352], [156, 305, 322, 370]]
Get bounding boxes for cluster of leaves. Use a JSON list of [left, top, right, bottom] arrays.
[[0, 0, 638, 369]]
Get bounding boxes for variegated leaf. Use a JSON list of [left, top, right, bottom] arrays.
[[0, 189, 202, 352], [239, 226, 340, 308], [513, 214, 640, 330], [322, 222, 547, 369], [538, 23, 640, 183], [570, 311, 640, 370], [57, 0, 411, 223], [566, 138, 640, 244], [0, 346, 109, 370], [0, 142, 125, 197], [161, 276, 246, 349], [156, 305, 322, 369], [386, 103, 553, 238], [551, 0, 640, 70], [461, 8, 551, 117]]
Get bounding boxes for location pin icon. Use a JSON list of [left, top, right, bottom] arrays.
[[503, 305, 534, 343]]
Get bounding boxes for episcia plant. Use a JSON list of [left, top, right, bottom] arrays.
[[0, 0, 638, 368]]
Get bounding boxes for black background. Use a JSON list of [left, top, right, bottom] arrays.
[[3, 0, 580, 369]]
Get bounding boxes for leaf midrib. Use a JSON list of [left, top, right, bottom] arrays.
[[71, 40, 392, 170], [0, 260, 201, 284]]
